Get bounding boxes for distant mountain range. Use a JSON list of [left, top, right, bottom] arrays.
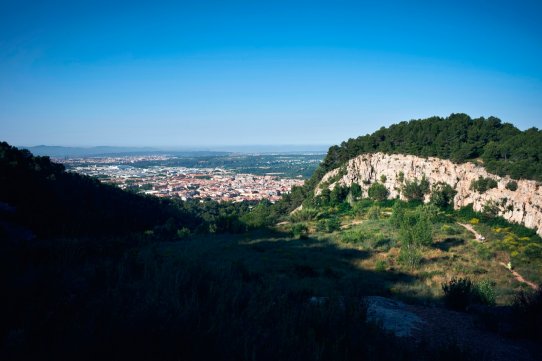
[[22, 145, 163, 158], [21, 145, 329, 158]]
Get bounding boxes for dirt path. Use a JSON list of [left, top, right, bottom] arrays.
[[458, 223, 484, 241], [499, 262, 538, 290], [458, 223, 538, 290], [341, 219, 364, 229]]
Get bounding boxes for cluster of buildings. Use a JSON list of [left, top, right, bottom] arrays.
[[66, 163, 304, 203]]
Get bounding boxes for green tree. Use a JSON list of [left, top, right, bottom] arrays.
[[368, 182, 389, 201], [350, 183, 362, 198], [402, 176, 430, 201], [430, 182, 457, 209], [399, 208, 433, 247], [330, 185, 349, 205], [389, 201, 406, 228]]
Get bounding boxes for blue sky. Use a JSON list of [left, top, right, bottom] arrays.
[[1, 0, 541, 147]]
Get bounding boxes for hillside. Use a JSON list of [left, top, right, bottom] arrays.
[[0, 141, 199, 238], [315, 113, 542, 184], [317, 153, 542, 237], [2, 135, 542, 360]]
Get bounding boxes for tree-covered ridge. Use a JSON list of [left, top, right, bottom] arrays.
[[0, 142, 267, 238], [0, 141, 197, 237], [318, 113, 542, 181]]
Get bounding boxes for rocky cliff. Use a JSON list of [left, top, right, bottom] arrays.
[[317, 153, 542, 236]]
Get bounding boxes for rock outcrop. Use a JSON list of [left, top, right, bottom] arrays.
[[317, 153, 542, 236]]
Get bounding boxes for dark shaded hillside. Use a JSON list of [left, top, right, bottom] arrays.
[[0, 142, 199, 237], [317, 113, 541, 182]]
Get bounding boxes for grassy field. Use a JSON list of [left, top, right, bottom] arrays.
[[226, 201, 542, 306], [3, 201, 541, 359], [151, 214, 540, 308]]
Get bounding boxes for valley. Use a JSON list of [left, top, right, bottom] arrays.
[[2, 115, 542, 360]]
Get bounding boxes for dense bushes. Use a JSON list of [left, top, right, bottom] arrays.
[[280, 114, 542, 213], [368, 182, 389, 201], [397, 206, 434, 247], [317, 114, 542, 183], [470, 176, 498, 193], [442, 278, 475, 311], [316, 217, 341, 233], [505, 180, 518, 191], [430, 182, 457, 209], [402, 176, 430, 201], [442, 278, 497, 311]]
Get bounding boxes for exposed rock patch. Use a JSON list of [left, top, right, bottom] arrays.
[[317, 153, 542, 236], [365, 296, 425, 338]]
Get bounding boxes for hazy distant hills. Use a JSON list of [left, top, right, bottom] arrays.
[[22, 145, 232, 158], [22, 145, 162, 158], [22, 144, 329, 158]]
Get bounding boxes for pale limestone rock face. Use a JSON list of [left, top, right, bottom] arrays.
[[317, 153, 542, 237]]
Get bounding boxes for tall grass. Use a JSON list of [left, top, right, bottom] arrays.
[[0, 235, 476, 360]]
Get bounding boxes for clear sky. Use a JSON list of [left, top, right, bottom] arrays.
[[1, 0, 541, 147]]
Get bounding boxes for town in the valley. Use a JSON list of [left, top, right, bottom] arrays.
[[57, 154, 310, 202]]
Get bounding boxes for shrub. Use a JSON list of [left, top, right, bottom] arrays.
[[505, 180, 518, 191], [325, 217, 342, 232], [367, 205, 382, 220], [350, 183, 362, 198], [330, 185, 350, 205], [470, 176, 498, 194], [473, 280, 496, 306], [482, 200, 499, 218], [421, 203, 440, 223], [368, 182, 389, 201], [176, 227, 191, 239], [375, 259, 387, 272], [398, 244, 423, 269], [399, 208, 433, 247], [291, 223, 309, 239], [441, 224, 461, 235], [442, 277, 474, 311], [402, 176, 430, 201], [380, 175, 387, 183], [430, 182, 457, 209], [341, 229, 367, 244], [389, 201, 406, 228], [290, 207, 319, 222]]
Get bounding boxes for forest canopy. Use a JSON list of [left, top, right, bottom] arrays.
[[317, 113, 542, 182], [278, 114, 542, 213]]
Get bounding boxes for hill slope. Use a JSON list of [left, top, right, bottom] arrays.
[[316, 113, 542, 183], [0, 141, 200, 238], [317, 152, 542, 236]]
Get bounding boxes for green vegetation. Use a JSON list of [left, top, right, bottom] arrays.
[[280, 114, 542, 215], [402, 176, 430, 201], [367, 182, 389, 201], [3, 126, 542, 359], [470, 176, 498, 193], [505, 180, 518, 191], [430, 182, 457, 209], [475, 279, 496, 306], [125, 153, 325, 178], [442, 278, 475, 311], [316, 113, 542, 183]]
